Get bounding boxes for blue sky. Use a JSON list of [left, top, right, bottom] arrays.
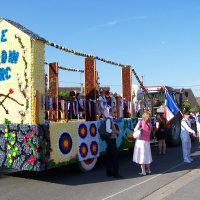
[[1, 0, 200, 97]]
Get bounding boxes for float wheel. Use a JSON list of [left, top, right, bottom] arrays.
[[78, 157, 98, 172]]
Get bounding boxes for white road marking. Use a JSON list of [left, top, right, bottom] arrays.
[[101, 162, 184, 200]]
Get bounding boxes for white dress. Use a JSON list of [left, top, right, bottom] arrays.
[[133, 139, 152, 164]]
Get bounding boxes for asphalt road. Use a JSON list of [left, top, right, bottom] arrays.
[[0, 141, 200, 200]]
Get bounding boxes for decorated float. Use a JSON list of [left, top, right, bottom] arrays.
[[0, 18, 150, 172]]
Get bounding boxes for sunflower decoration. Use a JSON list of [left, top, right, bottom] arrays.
[[90, 141, 98, 156], [79, 143, 88, 158], [78, 124, 87, 139], [59, 132, 73, 155], [89, 123, 97, 137]]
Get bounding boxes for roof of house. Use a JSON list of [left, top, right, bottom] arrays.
[[175, 88, 198, 107], [0, 17, 46, 42]]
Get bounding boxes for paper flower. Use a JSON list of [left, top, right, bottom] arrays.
[[9, 159, 13, 164], [12, 133, 16, 137], [9, 88, 14, 94], [13, 152, 17, 157]]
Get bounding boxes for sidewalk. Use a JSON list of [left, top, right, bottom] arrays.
[[143, 166, 200, 200]]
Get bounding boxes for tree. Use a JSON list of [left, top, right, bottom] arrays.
[[182, 100, 191, 112]]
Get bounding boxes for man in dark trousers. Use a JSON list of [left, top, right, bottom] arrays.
[[104, 106, 123, 179]]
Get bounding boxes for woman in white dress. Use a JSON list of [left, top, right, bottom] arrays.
[[133, 111, 153, 175]]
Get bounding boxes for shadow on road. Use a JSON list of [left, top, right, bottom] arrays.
[[2, 141, 200, 186]]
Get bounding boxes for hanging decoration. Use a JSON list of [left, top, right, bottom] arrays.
[[45, 62, 84, 73], [46, 41, 125, 68], [46, 41, 151, 99], [131, 69, 151, 99]]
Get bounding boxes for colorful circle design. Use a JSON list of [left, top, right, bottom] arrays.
[[78, 124, 87, 139], [90, 123, 97, 137], [79, 143, 88, 158], [90, 141, 98, 156], [59, 132, 73, 155]]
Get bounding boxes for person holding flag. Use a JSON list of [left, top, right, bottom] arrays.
[[164, 90, 180, 122], [164, 90, 196, 163], [180, 111, 196, 163]]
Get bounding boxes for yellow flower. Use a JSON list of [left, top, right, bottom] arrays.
[[4, 133, 8, 138], [11, 141, 15, 145], [8, 154, 11, 158], [7, 145, 11, 149], [9, 159, 13, 164], [15, 147, 19, 151], [12, 133, 16, 137], [5, 128, 8, 132], [13, 152, 17, 157]]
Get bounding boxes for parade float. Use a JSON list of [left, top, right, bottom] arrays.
[[0, 18, 150, 172]]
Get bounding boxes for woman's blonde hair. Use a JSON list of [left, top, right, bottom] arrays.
[[142, 111, 150, 123]]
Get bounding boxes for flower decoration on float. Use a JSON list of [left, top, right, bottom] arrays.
[[78, 124, 87, 139], [79, 143, 88, 158], [14, 34, 30, 123], [58, 132, 73, 155], [89, 123, 97, 137], [4, 127, 19, 168], [90, 141, 98, 156], [24, 128, 39, 170]]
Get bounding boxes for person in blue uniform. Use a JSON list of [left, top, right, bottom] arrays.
[[180, 111, 196, 163]]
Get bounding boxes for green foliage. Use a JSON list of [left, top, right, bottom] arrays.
[[4, 118, 11, 124], [59, 91, 69, 98], [190, 105, 200, 113], [182, 101, 191, 112], [182, 101, 200, 113]]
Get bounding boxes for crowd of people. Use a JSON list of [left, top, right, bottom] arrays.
[[103, 107, 199, 178]]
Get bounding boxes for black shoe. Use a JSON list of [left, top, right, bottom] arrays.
[[106, 171, 113, 177], [113, 174, 123, 179]]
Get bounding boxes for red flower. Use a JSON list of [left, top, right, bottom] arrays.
[[9, 88, 14, 94]]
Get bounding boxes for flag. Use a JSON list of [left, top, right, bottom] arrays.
[[165, 90, 180, 121]]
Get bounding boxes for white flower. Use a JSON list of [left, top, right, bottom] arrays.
[[21, 84, 26, 91], [25, 110, 29, 115], [24, 88, 29, 94], [15, 33, 19, 38]]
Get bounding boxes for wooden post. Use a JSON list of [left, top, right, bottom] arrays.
[[33, 90, 39, 124], [48, 62, 59, 121], [122, 66, 132, 117], [84, 57, 97, 121]]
